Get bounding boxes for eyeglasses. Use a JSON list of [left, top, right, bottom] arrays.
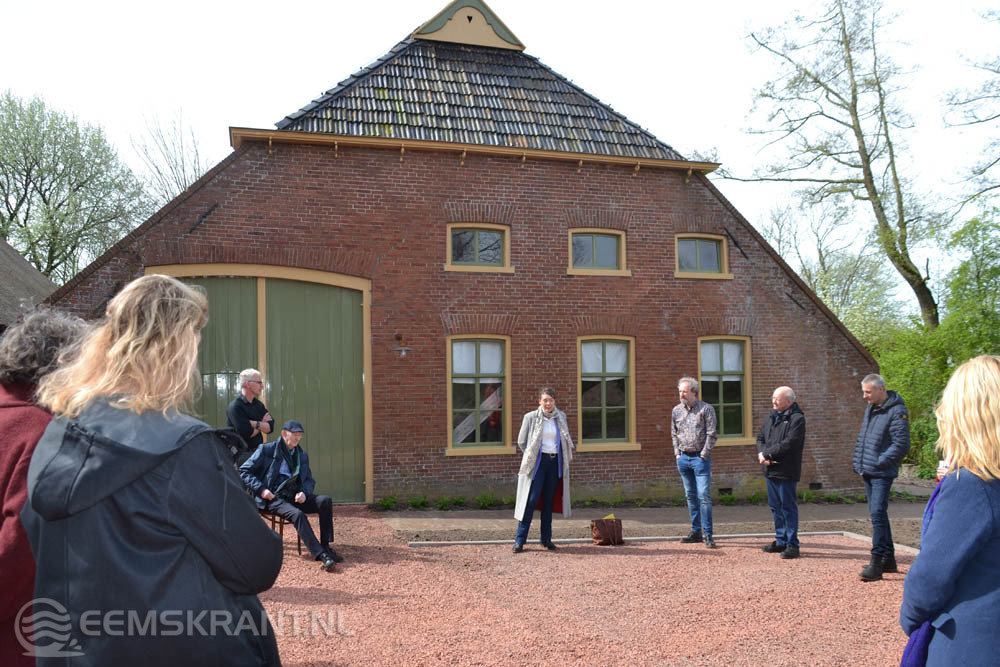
[[249, 380, 263, 385]]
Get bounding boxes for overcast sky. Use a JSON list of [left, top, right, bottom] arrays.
[[1, 0, 995, 236]]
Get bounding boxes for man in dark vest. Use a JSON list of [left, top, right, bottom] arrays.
[[757, 386, 806, 559], [852, 373, 910, 582], [240, 420, 341, 571]]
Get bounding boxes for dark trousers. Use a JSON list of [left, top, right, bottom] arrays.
[[863, 475, 894, 557], [765, 477, 799, 548], [515, 454, 560, 545], [266, 493, 334, 559]]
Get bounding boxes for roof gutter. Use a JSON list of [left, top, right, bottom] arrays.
[[229, 127, 720, 175]]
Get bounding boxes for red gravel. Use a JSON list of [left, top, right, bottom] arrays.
[[261, 506, 908, 666]]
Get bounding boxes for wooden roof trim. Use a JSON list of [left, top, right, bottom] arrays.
[[229, 127, 719, 174], [413, 0, 524, 50]]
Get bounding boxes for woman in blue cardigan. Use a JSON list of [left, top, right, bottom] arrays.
[[900, 355, 1000, 665]]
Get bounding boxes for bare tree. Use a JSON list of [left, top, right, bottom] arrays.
[[132, 110, 209, 207], [762, 204, 901, 345], [743, 0, 940, 328], [946, 10, 1000, 204]]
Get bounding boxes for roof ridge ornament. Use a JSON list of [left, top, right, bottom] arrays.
[[412, 0, 525, 51]]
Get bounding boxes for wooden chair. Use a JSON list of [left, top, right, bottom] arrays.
[[259, 509, 302, 555]]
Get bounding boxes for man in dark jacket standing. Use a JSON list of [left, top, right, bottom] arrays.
[[241, 420, 342, 571], [852, 373, 910, 582], [757, 386, 806, 559]]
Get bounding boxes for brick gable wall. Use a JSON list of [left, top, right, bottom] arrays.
[[53, 141, 873, 499]]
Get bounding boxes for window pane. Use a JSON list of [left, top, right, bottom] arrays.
[[452, 230, 475, 263], [700, 342, 721, 373], [605, 342, 627, 373], [479, 380, 502, 409], [722, 342, 743, 372], [702, 377, 720, 404], [595, 235, 619, 268], [678, 239, 697, 270], [453, 411, 477, 444], [572, 234, 592, 267], [722, 405, 743, 436], [606, 409, 626, 439], [605, 377, 626, 406], [581, 341, 602, 373], [479, 342, 503, 374], [582, 409, 603, 440], [698, 239, 720, 272], [581, 380, 602, 408], [479, 413, 502, 443], [452, 379, 475, 409], [452, 342, 476, 374], [722, 377, 742, 403], [478, 231, 502, 265]]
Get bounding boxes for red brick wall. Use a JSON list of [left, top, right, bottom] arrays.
[[53, 141, 873, 499]]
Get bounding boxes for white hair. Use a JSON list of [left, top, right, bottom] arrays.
[[237, 368, 262, 391]]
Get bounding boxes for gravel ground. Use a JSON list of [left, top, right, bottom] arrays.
[[260, 506, 913, 666]]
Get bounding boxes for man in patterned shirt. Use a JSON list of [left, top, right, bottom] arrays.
[[672, 376, 718, 548]]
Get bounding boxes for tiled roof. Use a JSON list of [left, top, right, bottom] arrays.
[[0, 240, 55, 327], [276, 39, 686, 161]]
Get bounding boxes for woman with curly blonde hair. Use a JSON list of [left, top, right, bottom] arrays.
[[900, 355, 1000, 666], [21, 275, 282, 666]]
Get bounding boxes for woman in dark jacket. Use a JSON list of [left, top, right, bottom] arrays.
[[900, 356, 1000, 665], [21, 275, 283, 666]]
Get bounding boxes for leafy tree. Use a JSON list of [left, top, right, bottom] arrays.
[[0, 91, 152, 284], [745, 0, 941, 328], [131, 110, 210, 208]]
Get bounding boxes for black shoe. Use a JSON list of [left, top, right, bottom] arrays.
[[762, 541, 787, 553], [680, 530, 703, 543], [780, 545, 800, 559], [512, 543, 524, 553], [881, 554, 898, 573], [328, 549, 345, 563], [860, 555, 883, 582], [318, 552, 337, 572], [704, 535, 717, 549], [542, 541, 558, 551]]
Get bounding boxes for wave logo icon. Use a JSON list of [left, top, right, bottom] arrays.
[[15, 598, 84, 657]]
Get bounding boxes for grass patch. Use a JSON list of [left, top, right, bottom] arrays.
[[746, 491, 764, 504], [718, 492, 738, 506], [474, 492, 498, 509], [797, 489, 816, 503]]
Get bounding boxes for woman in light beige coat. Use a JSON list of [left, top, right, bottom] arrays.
[[512, 387, 574, 552]]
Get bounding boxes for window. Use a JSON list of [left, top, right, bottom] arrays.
[[446, 336, 512, 454], [577, 336, 640, 451], [675, 233, 733, 279], [568, 229, 631, 276], [698, 336, 752, 444], [445, 223, 513, 273]]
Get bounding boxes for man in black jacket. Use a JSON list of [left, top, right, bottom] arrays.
[[757, 386, 806, 559], [227, 368, 273, 466], [852, 373, 910, 582], [240, 420, 342, 571]]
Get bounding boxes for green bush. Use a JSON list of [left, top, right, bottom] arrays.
[[500, 495, 516, 506], [718, 492, 737, 506], [434, 497, 452, 510], [407, 495, 428, 509], [377, 495, 397, 510], [449, 496, 466, 507], [474, 492, 497, 509], [797, 489, 816, 503], [746, 491, 764, 504]]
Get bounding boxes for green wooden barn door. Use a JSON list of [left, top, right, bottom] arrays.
[[265, 279, 365, 502], [186, 277, 258, 428]]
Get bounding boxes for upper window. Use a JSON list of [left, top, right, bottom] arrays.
[[568, 229, 631, 276], [698, 336, 752, 443], [675, 233, 733, 279], [445, 223, 513, 273], [577, 336, 640, 451], [447, 336, 512, 454]]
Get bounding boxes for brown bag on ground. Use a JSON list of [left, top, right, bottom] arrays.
[[591, 518, 624, 545]]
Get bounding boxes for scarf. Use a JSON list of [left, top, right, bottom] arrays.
[[274, 439, 302, 500]]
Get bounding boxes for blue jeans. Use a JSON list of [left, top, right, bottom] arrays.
[[864, 475, 894, 557], [677, 453, 712, 536], [515, 454, 560, 545], [765, 477, 799, 547]]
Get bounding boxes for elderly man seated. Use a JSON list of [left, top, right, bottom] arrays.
[[240, 420, 342, 571]]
